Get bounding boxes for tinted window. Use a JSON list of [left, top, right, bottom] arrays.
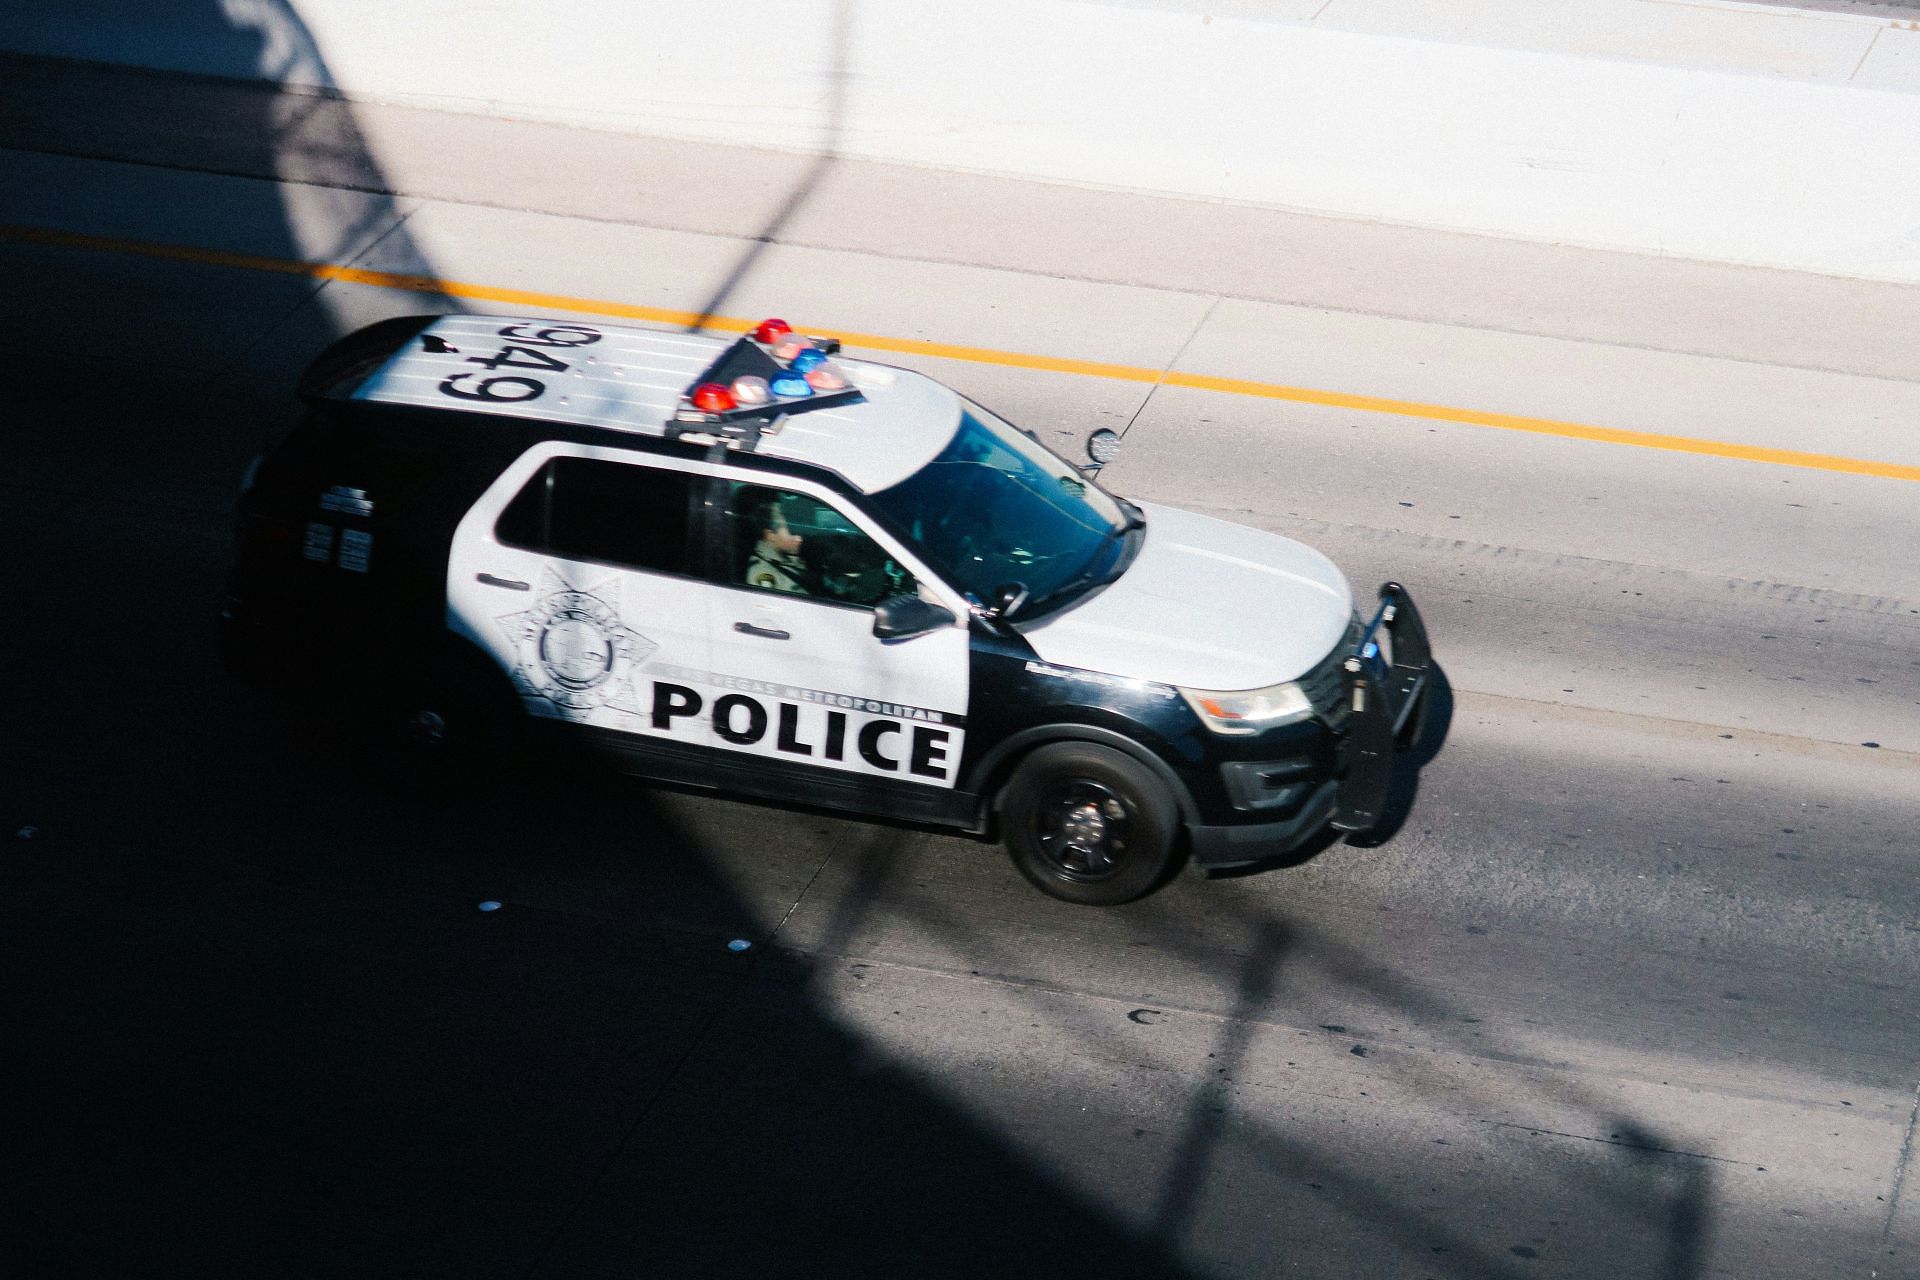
[[497, 456, 693, 574], [724, 482, 915, 608]]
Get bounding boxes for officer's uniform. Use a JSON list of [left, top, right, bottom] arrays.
[[746, 543, 809, 594]]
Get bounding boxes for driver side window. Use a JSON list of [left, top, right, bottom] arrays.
[[723, 483, 914, 609]]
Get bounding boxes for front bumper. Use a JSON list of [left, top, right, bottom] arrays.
[[1187, 581, 1433, 867], [1329, 581, 1434, 833], [1189, 776, 1339, 867]]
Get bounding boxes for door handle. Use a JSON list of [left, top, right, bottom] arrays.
[[476, 573, 530, 591], [733, 622, 791, 640]]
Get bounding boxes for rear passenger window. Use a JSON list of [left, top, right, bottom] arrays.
[[496, 456, 694, 574]]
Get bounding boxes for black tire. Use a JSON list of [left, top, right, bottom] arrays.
[[214, 608, 252, 681], [1000, 742, 1183, 906], [214, 586, 279, 687], [380, 646, 525, 793]]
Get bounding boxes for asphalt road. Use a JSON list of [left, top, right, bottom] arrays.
[[2, 56, 1917, 1280]]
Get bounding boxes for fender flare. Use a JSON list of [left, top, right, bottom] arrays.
[[966, 724, 1202, 832], [422, 629, 528, 717]]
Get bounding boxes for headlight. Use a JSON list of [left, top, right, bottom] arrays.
[[1178, 681, 1314, 735]]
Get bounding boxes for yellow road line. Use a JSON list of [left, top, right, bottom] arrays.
[[10, 221, 1919, 484]]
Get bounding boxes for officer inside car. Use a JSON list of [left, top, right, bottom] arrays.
[[739, 488, 818, 596], [736, 486, 913, 606]]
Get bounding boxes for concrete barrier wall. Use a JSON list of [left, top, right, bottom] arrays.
[[8, 0, 1920, 283]]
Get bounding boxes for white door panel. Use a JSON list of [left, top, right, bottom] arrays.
[[452, 553, 714, 743], [446, 446, 973, 782], [706, 585, 969, 786], [703, 470, 971, 788], [447, 443, 713, 750]]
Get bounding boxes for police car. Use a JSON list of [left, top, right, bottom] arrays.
[[221, 313, 1433, 905]]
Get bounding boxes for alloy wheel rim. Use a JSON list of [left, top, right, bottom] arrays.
[[407, 709, 448, 749], [1034, 779, 1132, 882]]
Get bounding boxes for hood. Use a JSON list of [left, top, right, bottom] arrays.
[[1017, 503, 1353, 690]]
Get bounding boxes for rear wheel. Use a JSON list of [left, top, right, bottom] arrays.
[[1001, 743, 1182, 905], [380, 648, 525, 792]]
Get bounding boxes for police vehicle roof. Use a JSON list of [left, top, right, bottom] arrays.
[[329, 314, 962, 494]]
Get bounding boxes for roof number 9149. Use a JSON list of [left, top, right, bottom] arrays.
[[437, 323, 602, 403]]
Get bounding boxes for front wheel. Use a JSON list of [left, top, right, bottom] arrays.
[[1000, 743, 1183, 906]]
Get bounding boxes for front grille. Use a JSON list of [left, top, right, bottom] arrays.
[[1298, 613, 1363, 728]]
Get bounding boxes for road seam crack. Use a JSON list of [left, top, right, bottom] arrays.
[[1486, 1120, 1752, 1167], [522, 846, 835, 1279], [1884, 1079, 1920, 1236]]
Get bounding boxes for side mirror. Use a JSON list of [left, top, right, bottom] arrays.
[[1083, 428, 1122, 476], [873, 595, 957, 640]]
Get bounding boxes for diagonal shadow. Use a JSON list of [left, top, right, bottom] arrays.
[[2, 5, 1737, 1275], [1147, 920, 1290, 1243], [780, 826, 1727, 1277], [682, 0, 853, 334], [1166, 897, 1723, 1276], [0, 5, 1216, 1277]]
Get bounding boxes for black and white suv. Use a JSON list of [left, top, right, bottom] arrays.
[[221, 313, 1433, 904]]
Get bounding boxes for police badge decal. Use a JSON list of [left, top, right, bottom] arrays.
[[497, 569, 657, 715]]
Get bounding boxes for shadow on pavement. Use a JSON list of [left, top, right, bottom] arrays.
[[0, 5, 1735, 1277], [783, 821, 1730, 1278], [0, 4, 1196, 1278]]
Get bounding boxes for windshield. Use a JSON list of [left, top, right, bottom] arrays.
[[868, 403, 1131, 614]]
